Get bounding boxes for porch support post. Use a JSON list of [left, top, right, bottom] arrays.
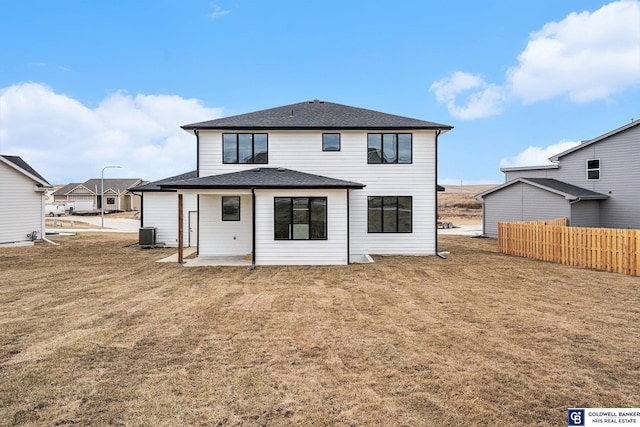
[[178, 193, 184, 265]]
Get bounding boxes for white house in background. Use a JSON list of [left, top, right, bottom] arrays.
[[52, 178, 146, 212], [476, 119, 640, 238], [161, 100, 452, 266], [0, 155, 52, 246], [129, 171, 198, 247]]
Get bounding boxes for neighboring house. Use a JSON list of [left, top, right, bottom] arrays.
[[477, 119, 640, 238], [0, 155, 52, 245], [161, 99, 452, 265], [129, 171, 198, 247], [53, 178, 146, 211]]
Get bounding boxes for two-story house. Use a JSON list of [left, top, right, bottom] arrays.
[[476, 119, 640, 238], [160, 100, 452, 266]]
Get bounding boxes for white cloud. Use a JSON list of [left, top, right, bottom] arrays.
[[208, 4, 230, 21], [0, 83, 223, 183], [500, 140, 580, 168], [431, 0, 640, 119], [430, 72, 505, 120], [507, 0, 640, 103]]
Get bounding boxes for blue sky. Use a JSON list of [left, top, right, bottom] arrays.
[[0, 0, 638, 184]]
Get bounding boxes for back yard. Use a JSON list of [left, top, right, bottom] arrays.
[[0, 233, 638, 426]]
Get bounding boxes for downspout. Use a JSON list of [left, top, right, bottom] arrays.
[[435, 129, 446, 259], [347, 189, 350, 264], [194, 129, 200, 177], [251, 187, 256, 270], [194, 129, 201, 257]]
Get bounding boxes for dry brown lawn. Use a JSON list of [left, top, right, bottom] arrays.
[[1, 233, 638, 426]]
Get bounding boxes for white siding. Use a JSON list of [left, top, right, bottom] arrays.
[[198, 193, 252, 256], [0, 162, 45, 244], [255, 189, 349, 265], [198, 129, 437, 256], [142, 192, 197, 247]]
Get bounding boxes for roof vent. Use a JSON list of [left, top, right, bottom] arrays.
[[252, 168, 261, 172], [277, 167, 286, 172], [289, 109, 294, 118]]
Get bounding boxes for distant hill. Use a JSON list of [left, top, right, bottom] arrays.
[[442, 184, 497, 195]]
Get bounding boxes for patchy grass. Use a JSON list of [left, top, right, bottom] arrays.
[[0, 233, 638, 426]]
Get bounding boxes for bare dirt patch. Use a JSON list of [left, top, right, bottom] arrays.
[[0, 232, 638, 426]]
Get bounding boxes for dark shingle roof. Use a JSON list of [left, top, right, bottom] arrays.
[[182, 100, 453, 131], [524, 178, 609, 199], [82, 178, 145, 194], [160, 168, 365, 190], [52, 183, 84, 195], [476, 178, 609, 201], [129, 171, 197, 192], [1, 155, 51, 186]]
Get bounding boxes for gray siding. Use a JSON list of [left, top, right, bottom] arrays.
[[570, 200, 600, 228], [501, 123, 640, 230], [483, 183, 523, 238], [504, 168, 556, 181], [483, 182, 569, 238]]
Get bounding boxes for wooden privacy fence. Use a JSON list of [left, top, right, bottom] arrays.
[[498, 218, 640, 276]]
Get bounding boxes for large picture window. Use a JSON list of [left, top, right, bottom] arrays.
[[223, 133, 268, 164], [222, 196, 240, 221], [367, 133, 412, 164], [274, 197, 327, 240], [587, 159, 600, 180], [367, 196, 412, 233]]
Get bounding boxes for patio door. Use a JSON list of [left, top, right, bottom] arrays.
[[189, 211, 198, 247]]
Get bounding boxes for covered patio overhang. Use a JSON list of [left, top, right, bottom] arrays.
[[159, 167, 365, 268]]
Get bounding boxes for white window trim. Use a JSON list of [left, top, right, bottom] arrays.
[[586, 159, 600, 181]]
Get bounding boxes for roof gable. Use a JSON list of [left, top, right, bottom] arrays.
[[53, 183, 85, 195], [182, 100, 453, 131], [82, 178, 145, 194], [549, 119, 640, 161], [476, 178, 609, 201], [0, 155, 51, 187]]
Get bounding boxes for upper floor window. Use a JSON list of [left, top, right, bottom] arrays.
[[367, 133, 412, 164], [322, 133, 341, 151], [367, 196, 412, 233], [274, 197, 327, 240], [223, 133, 268, 164], [587, 159, 600, 180]]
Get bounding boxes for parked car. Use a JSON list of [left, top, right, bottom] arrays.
[[45, 204, 65, 217]]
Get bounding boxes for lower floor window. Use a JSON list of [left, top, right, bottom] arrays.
[[222, 196, 240, 221], [368, 196, 412, 233], [274, 197, 327, 240]]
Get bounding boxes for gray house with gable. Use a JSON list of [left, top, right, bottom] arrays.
[[477, 119, 640, 238]]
